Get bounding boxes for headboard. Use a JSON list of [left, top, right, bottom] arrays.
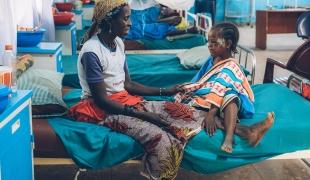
[[235, 45, 257, 84]]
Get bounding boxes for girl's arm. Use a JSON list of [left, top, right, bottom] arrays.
[[123, 62, 179, 96]]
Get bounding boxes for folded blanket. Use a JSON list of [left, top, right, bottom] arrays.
[[16, 54, 34, 79]]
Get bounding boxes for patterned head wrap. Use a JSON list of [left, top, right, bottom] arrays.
[[82, 0, 128, 44], [93, 0, 127, 23]]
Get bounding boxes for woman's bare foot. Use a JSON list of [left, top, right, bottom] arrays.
[[221, 137, 233, 153], [247, 112, 275, 147]]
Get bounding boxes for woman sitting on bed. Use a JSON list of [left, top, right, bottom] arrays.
[[125, 2, 198, 40], [175, 22, 275, 153], [69, 1, 274, 179]]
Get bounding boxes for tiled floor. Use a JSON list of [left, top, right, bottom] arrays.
[[34, 26, 310, 180]]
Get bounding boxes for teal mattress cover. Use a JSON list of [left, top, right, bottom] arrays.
[[49, 84, 310, 173], [139, 34, 206, 50], [62, 54, 198, 88]]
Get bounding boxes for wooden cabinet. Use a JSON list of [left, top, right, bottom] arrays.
[[256, 9, 307, 49]]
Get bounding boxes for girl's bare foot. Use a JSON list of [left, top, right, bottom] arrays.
[[214, 113, 275, 152], [215, 117, 233, 153], [247, 112, 275, 147], [221, 137, 233, 153]]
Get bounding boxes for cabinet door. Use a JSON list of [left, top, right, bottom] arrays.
[[0, 104, 33, 180]]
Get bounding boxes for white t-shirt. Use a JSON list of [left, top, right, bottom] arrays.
[[78, 35, 126, 98]]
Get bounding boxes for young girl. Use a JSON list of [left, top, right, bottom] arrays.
[[175, 22, 275, 153]]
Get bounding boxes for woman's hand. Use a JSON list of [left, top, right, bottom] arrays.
[[135, 111, 170, 127], [164, 85, 184, 95]]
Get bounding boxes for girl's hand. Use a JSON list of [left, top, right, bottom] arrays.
[[203, 112, 217, 136]]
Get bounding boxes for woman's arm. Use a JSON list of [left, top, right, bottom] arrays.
[[89, 82, 170, 126], [82, 51, 170, 125], [123, 63, 178, 96], [89, 82, 127, 115]]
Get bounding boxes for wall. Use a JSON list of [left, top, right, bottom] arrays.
[[214, 0, 310, 23]]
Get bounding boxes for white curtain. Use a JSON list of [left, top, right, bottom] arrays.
[[129, 0, 157, 10], [0, 0, 17, 63], [34, 0, 55, 41], [14, 0, 36, 28], [155, 0, 195, 10], [129, 0, 195, 10]]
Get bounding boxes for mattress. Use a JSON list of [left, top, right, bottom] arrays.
[[41, 84, 310, 173]]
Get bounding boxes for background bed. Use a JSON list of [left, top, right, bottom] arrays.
[[62, 53, 198, 88], [122, 12, 211, 50], [63, 45, 256, 89], [124, 34, 207, 50]]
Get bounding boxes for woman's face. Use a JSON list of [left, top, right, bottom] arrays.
[[111, 5, 131, 37]]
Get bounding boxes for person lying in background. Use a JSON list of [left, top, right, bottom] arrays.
[[125, 3, 198, 40]]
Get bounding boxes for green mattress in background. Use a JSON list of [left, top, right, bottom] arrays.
[[62, 54, 198, 88], [139, 34, 206, 50]]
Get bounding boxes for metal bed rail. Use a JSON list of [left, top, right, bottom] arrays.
[[236, 44, 256, 84]]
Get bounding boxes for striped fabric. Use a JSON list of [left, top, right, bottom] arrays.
[[175, 58, 255, 118], [17, 68, 66, 108]]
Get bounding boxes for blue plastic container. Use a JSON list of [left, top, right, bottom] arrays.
[[17, 28, 46, 47], [0, 84, 11, 114]]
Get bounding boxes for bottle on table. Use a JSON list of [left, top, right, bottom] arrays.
[[2, 44, 17, 94]]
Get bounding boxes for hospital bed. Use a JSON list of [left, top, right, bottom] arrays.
[[124, 12, 212, 50], [33, 82, 310, 180], [32, 21, 310, 180], [32, 43, 309, 178]]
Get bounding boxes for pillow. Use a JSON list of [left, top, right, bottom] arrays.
[[17, 68, 67, 118], [177, 45, 210, 69]]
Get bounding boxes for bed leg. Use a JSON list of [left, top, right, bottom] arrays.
[[74, 168, 87, 180], [302, 159, 310, 167]]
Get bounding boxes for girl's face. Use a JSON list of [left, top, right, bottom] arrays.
[[207, 30, 230, 58], [111, 5, 132, 37]]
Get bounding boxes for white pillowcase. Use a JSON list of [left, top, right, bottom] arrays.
[[177, 45, 210, 69]]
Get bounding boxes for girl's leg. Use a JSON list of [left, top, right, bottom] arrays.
[[215, 112, 275, 147], [221, 98, 239, 153]]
